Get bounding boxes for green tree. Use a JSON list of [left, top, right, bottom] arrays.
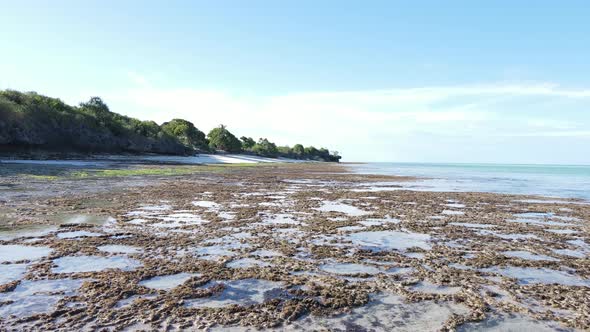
[[292, 144, 304, 158], [240, 136, 256, 150], [161, 119, 207, 150], [251, 138, 278, 157], [207, 125, 242, 152]]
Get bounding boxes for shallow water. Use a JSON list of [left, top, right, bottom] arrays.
[[350, 163, 590, 201], [410, 281, 462, 295], [0, 263, 29, 284], [286, 292, 469, 331], [482, 266, 590, 286], [97, 245, 142, 254], [139, 272, 201, 290], [57, 230, 103, 239], [185, 279, 285, 308], [319, 263, 380, 275], [348, 230, 431, 251], [0, 245, 53, 262], [0, 224, 58, 241], [0, 278, 86, 317], [450, 222, 494, 229], [52, 255, 142, 273], [227, 258, 272, 269], [457, 313, 571, 332], [315, 201, 370, 216], [502, 250, 559, 261]]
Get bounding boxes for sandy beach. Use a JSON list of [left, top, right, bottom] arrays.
[[0, 162, 588, 331]]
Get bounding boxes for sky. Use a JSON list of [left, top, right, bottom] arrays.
[[1, 0, 590, 163]]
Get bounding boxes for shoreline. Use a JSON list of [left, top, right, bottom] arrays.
[[0, 162, 588, 330]]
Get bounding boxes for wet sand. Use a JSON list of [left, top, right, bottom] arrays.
[[0, 162, 589, 331]]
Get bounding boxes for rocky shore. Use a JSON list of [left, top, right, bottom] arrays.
[[0, 162, 588, 331]]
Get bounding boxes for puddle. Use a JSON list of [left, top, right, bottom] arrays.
[[410, 281, 462, 294], [0, 263, 29, 284], [287, 292, 468, 331], [0, 225, 58, 241], [479, 231, 539, 240], [336, 226, 365, 232], [502, 251, 559, 261], [185, 279, 285, 308], [227, 258, 272, 269], [192, 246, 237, 260], [250, 249, 283, 258], [52, 255, 142, 273], [315, 201, 370, 216], [192, 201, 220, 209], [385, 267, 414, 275], [139, 272, 201, 290], [481, 266, 590, 286], [450, 222, 494, 229], [98, 245, 142, 254], [0, 245, 53, 262], [442, 210, 465, 216], [64, 215, 114, 225], [348, 231, 431, 251], [457, 313, 570, 332], [551, 248, 586, 258], [116, 294, 159, 308], [508, 213, 574, 227], [319, 263, 380, 275], [259, 213, 300, 225], [57, 231, 103, 239], [0, 279, 86, 317], [546, 229, 577, 235], [445, 203, 466, 208]]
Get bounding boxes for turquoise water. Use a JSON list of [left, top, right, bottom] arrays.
[[350, 163, 590, 201]]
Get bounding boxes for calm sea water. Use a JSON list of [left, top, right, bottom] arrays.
[[349, 163, 590, 201]]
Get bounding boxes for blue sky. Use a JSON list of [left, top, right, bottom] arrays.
[[1, 1, 590, 163]]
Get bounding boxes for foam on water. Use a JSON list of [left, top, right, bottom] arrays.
[[139, 272, 201, 290], [52, 255, 142, 273], [186, 279, 285, 308], [348, 231, 431, 251], [0, 245, 53, 262]]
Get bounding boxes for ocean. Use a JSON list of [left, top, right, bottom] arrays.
[[349, 163, 590, 201]]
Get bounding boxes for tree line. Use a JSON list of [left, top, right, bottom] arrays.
[[0, 90, 341, 162]]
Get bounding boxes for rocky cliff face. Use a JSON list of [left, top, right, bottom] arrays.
[[0, 118, 191, 155]]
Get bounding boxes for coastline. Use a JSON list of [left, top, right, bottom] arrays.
[[0, 162, 588, 330]]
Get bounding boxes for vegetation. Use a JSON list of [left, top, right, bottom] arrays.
[[161, 119, 209, 151], [0, 90, 342, 161], [207, 125, 242, 152]]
